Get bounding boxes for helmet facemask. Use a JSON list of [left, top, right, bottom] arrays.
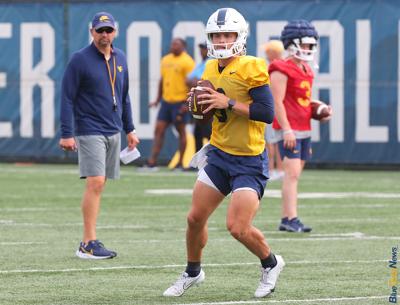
[[287, 36, 317, 62], [207, 32, 247, 59]]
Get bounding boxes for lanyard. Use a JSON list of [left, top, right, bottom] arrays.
[[105, 55, 117, 111]]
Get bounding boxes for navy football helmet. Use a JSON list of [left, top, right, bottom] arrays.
[[281, 20, 318, 61]]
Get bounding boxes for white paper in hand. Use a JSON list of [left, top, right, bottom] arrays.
[[120, 147, 141, 164]]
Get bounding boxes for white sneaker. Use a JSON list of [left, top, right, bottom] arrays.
[[254, 255, 285, 298], [269, 170, 284, 181], [163, 269, 205, 297]]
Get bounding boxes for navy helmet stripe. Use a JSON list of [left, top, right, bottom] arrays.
[[217, 8, 228, 26]]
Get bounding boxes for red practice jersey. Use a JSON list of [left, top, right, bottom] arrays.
[[269, 59, 314, 131]]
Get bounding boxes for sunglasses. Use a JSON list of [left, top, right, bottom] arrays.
[[95, 27, 114, 34]]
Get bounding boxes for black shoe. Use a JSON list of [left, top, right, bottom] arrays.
[[278, 217, 289, 231], [76, 240, 117, 259], [138, 162, 159, 172], [285, 218, 312, 233]]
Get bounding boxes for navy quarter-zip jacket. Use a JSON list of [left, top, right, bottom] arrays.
[[60, 43, 134, 138]]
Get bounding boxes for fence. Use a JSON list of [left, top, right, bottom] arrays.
[[0, 0, 399, 164]]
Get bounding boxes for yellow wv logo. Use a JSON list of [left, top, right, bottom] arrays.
[[99, 15, 110, 22]]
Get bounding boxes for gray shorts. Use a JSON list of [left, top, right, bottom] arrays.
[[76, 133, 121, 179], [265, 124, 279, 144]]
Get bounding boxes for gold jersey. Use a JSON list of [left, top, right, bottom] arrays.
[[202, 56, 270, 156], [161, 52, 195, 103]]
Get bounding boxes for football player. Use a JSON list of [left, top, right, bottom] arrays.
[[163, 8, 284, 298], [269, 20, 332, 233], [263, 40, 285, 182]]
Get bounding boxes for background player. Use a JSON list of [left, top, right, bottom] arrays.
[[269, 20, 332, 233], [163, 8, 284, 298], [263, 40, 285, 181], [187, 42, 212, 154], [144, 38, 195, 171]]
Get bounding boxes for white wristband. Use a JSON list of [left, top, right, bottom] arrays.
[[283, 129, 293, 135]]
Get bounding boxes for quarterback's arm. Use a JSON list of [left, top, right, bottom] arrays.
[[218, 85, 274, 123], [198, 85, 274, 123], [248, 85, 274, 123]]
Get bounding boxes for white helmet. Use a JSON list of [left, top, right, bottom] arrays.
[[205, 8, 248, 59]]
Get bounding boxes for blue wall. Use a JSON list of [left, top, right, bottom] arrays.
[[0, 0, 399, 164]]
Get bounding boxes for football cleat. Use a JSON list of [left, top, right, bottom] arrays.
[[254, 255, 285, 298], [75, 240, 117, 259], [287, 217, 312, 233], [163, 269, 205, 297], [137, 162, 159, 172], [278, 217, 289, 231]]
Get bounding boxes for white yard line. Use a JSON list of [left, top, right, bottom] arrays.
[[298, 204, 389, 209], [0, 222, 80, 227], [0, 220, 15, 224], [1, 218, 397, 228], [0, 167, 77, 175], [1, 232, 397, 248], [146, 189, 193, 195], [97, 224, 148, 229], [0, 193, 138, 199], [0, 207, 81, 212], [145, 189, 400, 199], [310, 217, 399, 223], [0, 241, 47, 245], [0, 222, 148, 229], [1, 234, 398, 246], [1, 218, 399, 234], [171, 295, 387, 305], [117, 235, 400, 243], [0, 203, 394, 211], [0, 166, 193, 177], [0, 259, 387, 274]]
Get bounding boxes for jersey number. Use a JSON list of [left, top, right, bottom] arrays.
[[215, 88, 227, 123], [297, 80, 311, 107]]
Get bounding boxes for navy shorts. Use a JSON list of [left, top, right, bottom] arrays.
[[204, 145, 269, 199], [278, 137, 312, 161], [157, 100, 189, 124]]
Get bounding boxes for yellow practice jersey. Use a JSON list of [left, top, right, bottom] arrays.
[[202, 56, 270, 156], [161, 52, 195, 103]]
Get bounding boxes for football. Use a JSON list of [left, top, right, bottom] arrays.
[[311, 100, 331, 121], [188, 80, 215, 122]]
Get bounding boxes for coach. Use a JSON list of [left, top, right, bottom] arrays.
[[59, 11, 139, 259]]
